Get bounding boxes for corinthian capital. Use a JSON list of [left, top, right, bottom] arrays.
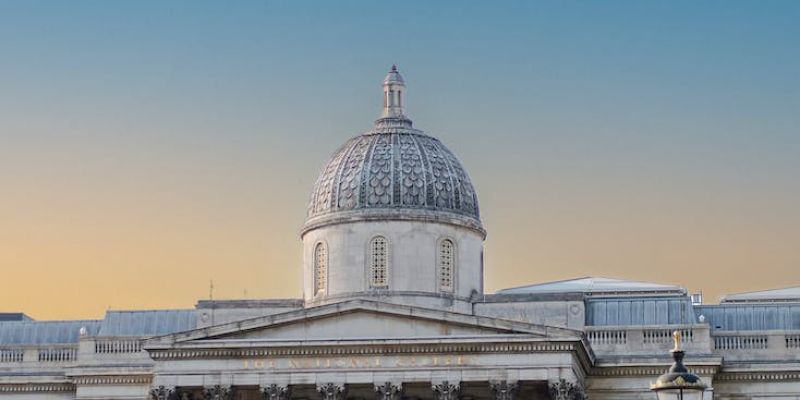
[[204, 385, 233, 400], [432, 381, 460, 400], [262, 384, 290, 400], [375, 382, 402, 400], [548, 379, 585, 400], [318, 382, 347, 400], [149, 386, 175, 400]]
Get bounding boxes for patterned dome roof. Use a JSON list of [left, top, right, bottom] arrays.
[[302, 67, 482, 236]]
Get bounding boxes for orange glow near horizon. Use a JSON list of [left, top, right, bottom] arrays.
[[1, 2, 798, 320]]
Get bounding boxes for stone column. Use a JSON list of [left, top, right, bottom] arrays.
[[318, 382, 347, 400], [149, 386, 175, 400], [432, 381, 460, 400], [262, 383, 291, 400], [375, 382, 402, 400], [489, 381, 518, 400], [547, 379, 586, 400], [204, 385, 233, 400]]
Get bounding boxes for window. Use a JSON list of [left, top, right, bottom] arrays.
[[369, 236, 388, 288], [314, 242, 327, 294], [439, 239, 455, 292]]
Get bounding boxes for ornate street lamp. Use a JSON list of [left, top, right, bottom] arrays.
[[650, 331, 707, 400]]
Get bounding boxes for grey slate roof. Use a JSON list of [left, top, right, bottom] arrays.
[[0, 313, 32, 322], [97, 309, 196, 336], [695, 304, 800, 331], [721, 286, 800, 304], [499, 277, 686, 296], [0, 320, 102, 345], [586, 297, 696, 326], [0, 309, 197, 345]]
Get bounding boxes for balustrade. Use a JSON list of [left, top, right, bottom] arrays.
[[785, 334, 800, 349], [0, 348, 24, 363], [643, 327, 693, 344], [37, 346, 77, 362], [94, 337, 143, 354], [586, 325, 800, 360], [587, 329, 627, 345], [586, 324, 707, 355], [713, 333, 769, 350]]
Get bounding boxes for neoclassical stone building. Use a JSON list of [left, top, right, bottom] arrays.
[[1, 67, 799, 400]]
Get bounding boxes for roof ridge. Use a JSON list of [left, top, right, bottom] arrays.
[[726, 285, 800, 296]]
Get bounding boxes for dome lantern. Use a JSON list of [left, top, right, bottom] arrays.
[[379, 65, 409, 122]]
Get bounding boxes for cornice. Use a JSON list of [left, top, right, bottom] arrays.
[[150, 340, 584, 360], [0, 383, 74, 392], [591, 364, 720, 377], [301, 208, 486, 238], [71, 375, 152, 385], [715, 371, 800, 381], [149, 338, 595, 378]]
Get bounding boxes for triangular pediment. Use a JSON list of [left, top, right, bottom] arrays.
[[145, 300, 580, 347]]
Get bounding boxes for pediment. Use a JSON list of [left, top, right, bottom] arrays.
[[145, 300, 580, 346]]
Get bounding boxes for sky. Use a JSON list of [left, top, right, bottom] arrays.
[[0, 1, 798, 319]]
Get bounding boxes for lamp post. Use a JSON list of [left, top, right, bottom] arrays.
[[650, 331, 707, 400]]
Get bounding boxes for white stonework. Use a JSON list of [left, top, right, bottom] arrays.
[[302, 220, 484, 311], [2, 67, 799, 400]]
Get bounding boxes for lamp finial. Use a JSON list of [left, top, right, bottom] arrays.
[[672, 330, 682, 351]]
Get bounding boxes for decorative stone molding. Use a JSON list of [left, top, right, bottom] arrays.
[[262, 383, 291, 400], [0, 383, 74, 392], [432, 381, 460, 400], [73, 375, 152, 385], [204, 385, 233, 400], [716, 371, 800, 381], [150, 386, 175, 400], [489, 380, 518, 400], [317, 382, 346, 400], [150, 341, 584, 360], [591, 364, 720, 377], [375, 382, 402, 400], [548, 379, 585, 400]]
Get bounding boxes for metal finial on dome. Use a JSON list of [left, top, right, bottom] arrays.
[[381, 65, 406, 119]]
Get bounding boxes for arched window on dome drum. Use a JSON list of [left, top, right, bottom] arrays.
[[438, 239, 455, 292], [314, 242, 327, 295], [369, 236, 389, 288]]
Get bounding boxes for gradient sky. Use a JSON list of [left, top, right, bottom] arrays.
[[1, 1, 798, 320]]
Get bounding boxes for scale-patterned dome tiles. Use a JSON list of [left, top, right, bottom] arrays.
[[307, 131, 480, 224]]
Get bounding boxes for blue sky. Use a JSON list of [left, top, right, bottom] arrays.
[[1, 1, 798, 317]]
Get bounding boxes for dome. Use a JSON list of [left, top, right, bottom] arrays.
[[302, 67, 483, 236], [383, 64, 404, 84]]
